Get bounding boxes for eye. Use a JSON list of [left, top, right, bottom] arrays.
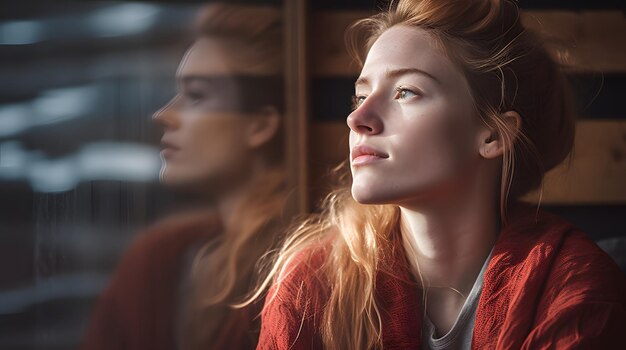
[[393, 86, 419, 100], [351, 94, 367, 110], [183, 90, 206, 104]]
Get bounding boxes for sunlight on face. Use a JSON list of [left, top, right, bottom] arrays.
[[347, 25, 482, 207]]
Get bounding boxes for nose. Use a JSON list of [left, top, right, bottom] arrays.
[[152, 95, 181, 129], [346, 98, 383, 135]]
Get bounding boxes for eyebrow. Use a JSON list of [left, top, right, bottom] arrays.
[[179, 75, 215, 85], [354, 67, 439, 88], [176, 75, 234, 91]]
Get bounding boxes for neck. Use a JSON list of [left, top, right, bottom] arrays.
[[217, 158, 275, 229], [399, 185, 499, 296], [217, 183, 248, 230]]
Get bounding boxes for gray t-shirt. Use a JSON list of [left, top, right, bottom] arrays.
[[421, 249, 493, 350]]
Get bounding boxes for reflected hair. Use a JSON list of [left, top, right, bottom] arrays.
[[179, 4, 286, 350]]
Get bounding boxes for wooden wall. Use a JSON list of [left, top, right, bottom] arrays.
[[305, 1, 626, 238]]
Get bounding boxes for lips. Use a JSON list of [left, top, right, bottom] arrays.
[[160, 139, 179, 158], [351, 144, 388, 165]]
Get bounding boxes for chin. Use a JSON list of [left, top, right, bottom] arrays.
[[351, 182, 387, 204], [351, 179, 433, 207], [159, 169, 179, 187], [159, 167, 190, 188], [350, 173, 389, 204]]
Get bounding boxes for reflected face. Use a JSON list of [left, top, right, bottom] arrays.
[[153, 38, 252, 191], [347, 25, 482, 206]]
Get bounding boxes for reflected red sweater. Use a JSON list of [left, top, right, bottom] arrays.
[[81, 211, 261, 350], [258, 203, 626, 349]]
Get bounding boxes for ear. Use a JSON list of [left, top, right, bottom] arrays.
[[478, 110, 521, 159], [245, 106, 281, 149]]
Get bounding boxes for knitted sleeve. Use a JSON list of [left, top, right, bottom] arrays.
[[521, 232, 626, 349], [257, 250, 328, 350]]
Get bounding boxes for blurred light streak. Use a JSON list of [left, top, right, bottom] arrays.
[[0, 104, 29, 137], [90, 3, 160, 38], [78, 142, 161, 181], [0, 141, 160, 192], [0, 141, 28, 178], [0, 20, 43, 45], [0, 273, 109, 314], [0, 85, 99, 138], [32, 86, 97, 125]]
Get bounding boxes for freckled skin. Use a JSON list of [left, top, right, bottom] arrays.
[[348, 25, 484, 207]]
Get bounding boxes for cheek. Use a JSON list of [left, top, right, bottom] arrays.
[[402, 104, 476, 171], [195, 118, 247, 167], [179, 115, 248, 176]]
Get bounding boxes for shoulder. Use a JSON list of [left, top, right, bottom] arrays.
[[133, 209, 221, 252], [102, 210, 222, 299], [496, 202, 625, 301], [525, 229, 626, 348], [118, 209, 221, 267], [257, 241, 332, 350], [549, 229, 625, 298], [478, 203, 626, 348], [82, 210, 223, 349], [265, 242, 331, 311]]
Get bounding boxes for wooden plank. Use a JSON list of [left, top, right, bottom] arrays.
[[523, 120, 626, 204], [309, 120, 626, 205], [308, 122, 349, 209], [310, 11, 626, 76], [284, 0, 310, 215], [309, 122, 349, 168], [309, 11, 369, 77], [522, 11, 626, 73]]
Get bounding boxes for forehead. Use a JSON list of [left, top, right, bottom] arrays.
[[360, 25, 461, 85], [178, 37, 234, 77]]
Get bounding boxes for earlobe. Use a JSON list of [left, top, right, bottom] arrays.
[[246, 106, 280, 149], [479, 132, 501, 159], [479, 110, 521, 159]]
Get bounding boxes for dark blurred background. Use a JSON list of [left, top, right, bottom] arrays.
[[0, 2, 202, 349]]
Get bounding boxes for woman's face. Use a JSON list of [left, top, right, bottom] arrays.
[[348, 25, 484, 206], [153, 38, 252, 192]]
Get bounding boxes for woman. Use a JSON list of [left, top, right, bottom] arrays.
[[82, 5, 287, 350], [252, 0, 626, 349]]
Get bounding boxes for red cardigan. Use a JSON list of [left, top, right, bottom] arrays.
[[257, 203, 626, 349], [81, 210, 261, 350]]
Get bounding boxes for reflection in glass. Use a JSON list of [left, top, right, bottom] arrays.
[[81, 4, 288, 350], [0, 1, 289, 349]]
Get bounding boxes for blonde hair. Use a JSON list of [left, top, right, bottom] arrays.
[[178, 4, 287, 349], [251, 0, 576, 349]]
